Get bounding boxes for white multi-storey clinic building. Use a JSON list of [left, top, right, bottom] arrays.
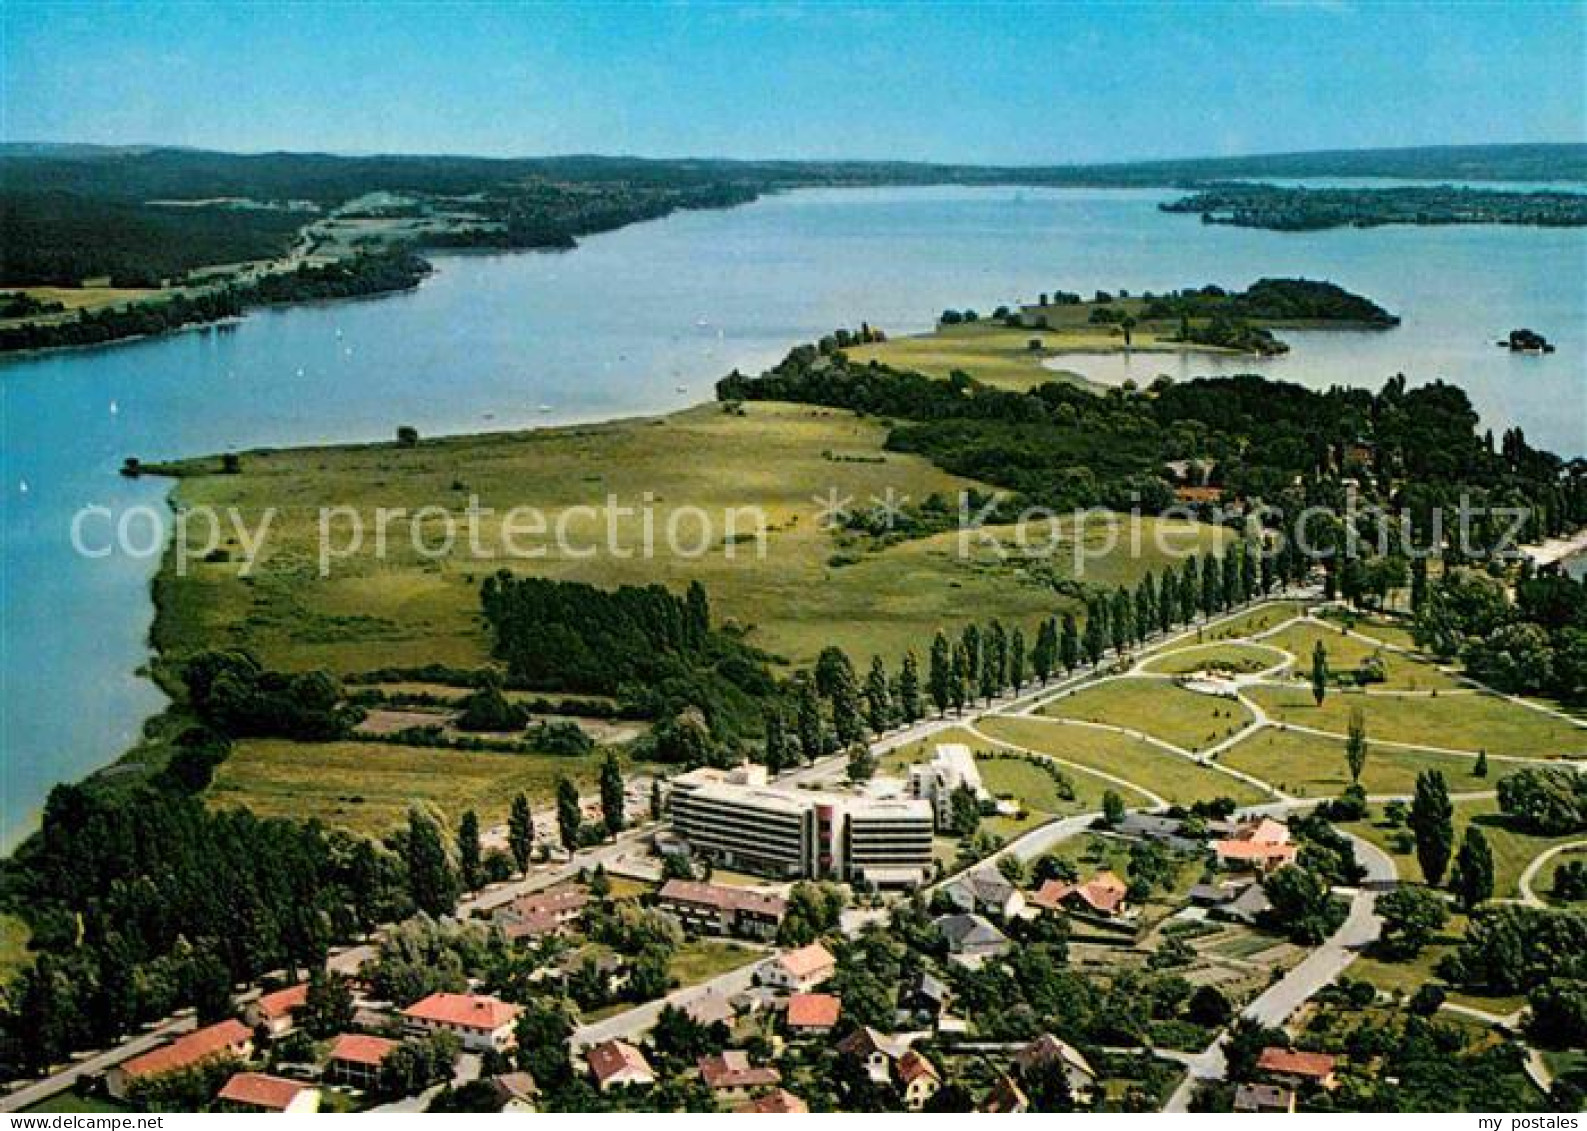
[[668, 764, 933, 887]]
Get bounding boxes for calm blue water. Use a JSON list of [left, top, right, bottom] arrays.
[[2, 185, 1584, 846]]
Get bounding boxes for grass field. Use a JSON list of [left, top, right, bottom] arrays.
[[208, 738, 627, 836], [1142, 642, 1287, 676], [844, 301, 1230, 392], [5, 284, 159, 316], [884, 724, 1155, 814], [1200, 602, 1306, 640], [669, 939, 758, 986], [1244, 684, 1587, 759], [21, 1091, 131, 1114], [1342, 797, 1580, 899], [1258, 620, 1458, 690], [0, 913, 31, 985], [1316, 610, 1421, 651], [157, 401, 1226, 677], [1040, 677, 1254, 752], [1536, 844, 1587, 907], [977, 715, 1270, 805], [1217, 727, 1505, 799]]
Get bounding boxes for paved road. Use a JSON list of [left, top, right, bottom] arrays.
[[569, 953, 767, 1051], [1162, 829, 1397, 1112]]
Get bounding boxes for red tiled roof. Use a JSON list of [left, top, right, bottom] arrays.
[[328, 1033, 399, 1068], [785, 993, 841, 1029], [118, 1019, 251, 1080], [896, 1049, 939, 1085], [659, 879, 788, 918], [734, 1088, 809, 1113], [586, 1039, 654, 1085], [699, 1050, 781, 1090], [1216, 840, 1298, 863], [1032, 871, 1128, 915], [1236, 818, 1291, 845], [982, 1075, 1029, 1113], [402, 992, 521, 1032], [1174, 485, 1223, 504], [218, 1072, 312, 1111], [775, 942, 834, 979], [1257, 1047, 1337, 1079], [254, 982, 309, 1020]]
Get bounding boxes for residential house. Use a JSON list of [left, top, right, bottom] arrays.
[[1214, 818, 1298, 875], [836, 1026, 904, 1084], [587, 1039, 656, 1091], [216, 1072, 321, 1113], [934, 913, 1011, 964], [698, 1051, 781, 1101], [492, 885, 589, 943], [941, 867, 1025, 919], [657, 879, 787, 941], [107, 1018, 253, 1099], [896, 1049, 941, 1110], [784, 993, 841, 1036], [1013, 1033, 1099, 1103], [1256, 1047, 1338, 1091], [982, 1075, 1030, 1113], [401, 992, 521, 1053], [683, 990, 738, 1029], [487, 1071, 538, 1112], [1117, 813, 1204, 853], [1030, 871, 1131, 920], [325, 1033, 399, 1090], [1235, 1083, 1297, 1113], [244, 983, 308, 1037], [761, 942, 836, 992], [734, 1088, 809, 1113], [899, 970, 950, 1024], [1217, 882, 1273, 926]]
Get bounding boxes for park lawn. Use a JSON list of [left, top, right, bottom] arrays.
[[1243, 684, 1587, 759], [977, 715, 1270, 806], [669, 939, 758, 986], [1537, 844, 1587, 907], [155, 401, 1225, 678], [1201, 601, 1306, 641], [1142, 641, 1287, 676], [886, 724, 1156, 814], [1258, 620, 1458, 690], [0, 913, 31, 985], [208, 738, 623, 837], [1346, 915, 1526, 1018], [1342, 797, 1579, 900], [1317, 610, 1422, 652], [1217, 727, 1502, 800], [1040, 677, 1253, 752], [7, 285, 158, 315]]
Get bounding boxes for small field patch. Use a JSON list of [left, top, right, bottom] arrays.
[[1040, 677, 1253, 752]]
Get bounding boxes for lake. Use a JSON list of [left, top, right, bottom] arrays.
[[2, 184, 1583, 846]]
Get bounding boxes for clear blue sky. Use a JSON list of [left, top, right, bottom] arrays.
[[4, 1, 1583, 163]]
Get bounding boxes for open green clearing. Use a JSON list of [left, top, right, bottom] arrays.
[[157, 401, 1225, 678], [1141, 642, 1286, 676], [977, 715, 1270, 806], [884, 725, 1155, 815], [1537, 844, 1587, 907], [22, 1091, 131, 1114], [1316, 610, 1422, 651], [1040, 677, 1253, 752], [1258, 620, 1458, 690], [669, 940, 758, 985], [844, 319, 1119, 391], [1342, 797, 1579, 900], [0, 913, 31, 985], [208, 738, 628, 837], [1201, 602, 1305, 641], [1244, 684, 1587, 759], [1217, 727, 1506, 799]]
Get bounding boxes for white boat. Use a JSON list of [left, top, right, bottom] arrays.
[[675, 384, 688, 394], [538, 404, 553, 414]]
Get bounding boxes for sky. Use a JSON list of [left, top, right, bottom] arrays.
[[3, 1, 1584, 164]]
